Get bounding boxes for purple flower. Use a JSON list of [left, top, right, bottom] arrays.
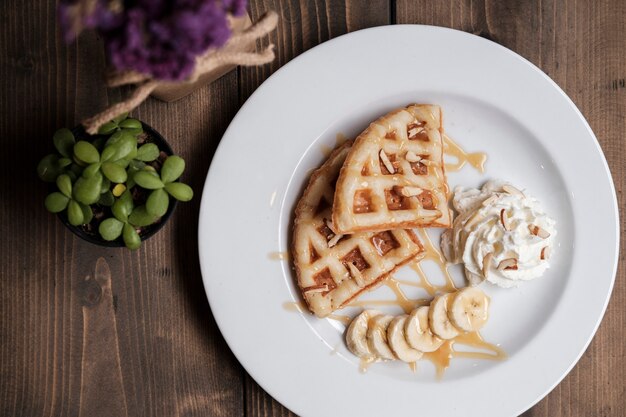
[[59, 0, 248, 81]]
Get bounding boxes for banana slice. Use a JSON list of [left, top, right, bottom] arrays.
[[405, 306, 444, 352], [449, 287, 490, 332], [367, 314, 396, 360], [387, 315, 423, 363], [345, 309, 382, 358], [429, 293, 460, 340]]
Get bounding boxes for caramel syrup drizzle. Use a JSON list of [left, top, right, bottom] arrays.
[[442, 133, 487, 173]]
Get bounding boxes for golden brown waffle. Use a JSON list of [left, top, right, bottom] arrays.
[[332, 104, 452, 234], [292, 141, 425, 318]]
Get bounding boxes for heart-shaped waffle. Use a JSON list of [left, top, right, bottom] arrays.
[[292, 141, 424, 317], [332, 104, 452, 234]]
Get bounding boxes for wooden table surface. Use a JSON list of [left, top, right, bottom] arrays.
[[1, 1, 624, 416]]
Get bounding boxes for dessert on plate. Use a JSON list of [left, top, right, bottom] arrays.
[[292, 141, 425, 318], [441, 180, 557, 287], [332, 104, 452, 234]]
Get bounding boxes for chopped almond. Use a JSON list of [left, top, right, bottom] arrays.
[[379, 149, 395, 174], [502, 184, 525, 198], [347, 262, 365, 287], [528, 224, 551, 238], [303, 284, 329, 294], [396, 185, 424, 197], [482, 253, 493, 277], [405, 150, 421, 162], [500, 209, 511, 231], [497, 258, 518, 271], [328, 234, 343, 248], [540, 246, 551, 260], [481, 195, 499, 207]]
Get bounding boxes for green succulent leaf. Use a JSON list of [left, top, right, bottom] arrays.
[[146, 188, 169, 217], [98, 190, 115, 206], [124, 127, 143, 136], [161, 156, 185, 184], [135, 143, 159, 162], [80, 203, 93, 224], [123, 223, 141, 250], [128, 205, 158, 227], [134, 171, 164, 189], [99, 218, 124, 241], [82, 162, 101, 178], [98, 122, 118, 135], [56, 174, 72, 198], [112, 190, 133, 222], [100, 145, 117, 162], [164, 182, 193, 201], [101, 161, 127, 183], [44, 192, 70, 213], [37, 154, 63, 182], [113, 158, 131, 169], [73, 172, 103, 205], [112, 132, 136, 161], [112, 112, 129, 124], [67, 200, 84, 226], [53, 128, 75, 157], [58, 157, 72, 168], [74, 141, 100, 164], [101, 178, 111, 194], [105, 131, 123, 147], [129, 160, 146, 170], [119, 118, 142, 129]]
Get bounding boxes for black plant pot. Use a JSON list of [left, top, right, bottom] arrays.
[[58, 122, 177, 247]]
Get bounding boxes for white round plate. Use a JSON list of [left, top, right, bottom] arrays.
[[198, 26, 619, 417]]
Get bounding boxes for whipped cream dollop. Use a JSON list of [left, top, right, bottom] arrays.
[[441, 180, 557, 288]]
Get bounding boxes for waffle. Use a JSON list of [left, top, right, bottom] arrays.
[[332, 104, 452, 234], [292, 141, 425, 318]]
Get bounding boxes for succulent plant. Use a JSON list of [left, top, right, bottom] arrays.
[[37, 114, 193, 249]]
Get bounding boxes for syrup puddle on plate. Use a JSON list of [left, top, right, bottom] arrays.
[[443, 133, 487, 173]]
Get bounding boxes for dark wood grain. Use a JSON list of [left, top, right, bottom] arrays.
[[0, 0, 624, 416]]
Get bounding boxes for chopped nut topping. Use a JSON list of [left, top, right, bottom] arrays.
[[303, 284, 329, 294], [405, 150, 421, 162], [464, 212, 484, 229], [502, 184, 525, 198], [408, 126, 425, 137], [396, 185, 424, 197], [540, 246, 551, 260], [347, 262, 365, 287], [482, 252, 493, 277], [528, 224, 551, 238], [481, 195, 499, 207], [500, 209, 511, 231], [328, 234, 343, 248], [497, 258, 518, 271], [420, 158, 435, 166], [379, 149, 395, 174], [325, 218, 337, 234]]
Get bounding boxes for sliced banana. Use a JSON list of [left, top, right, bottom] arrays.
[[405, 306, 444, 352], [367, 314, 396, 360], [428, 293, 460, 340], [449, 287, 490, 332], [345, 309, 382, 358], [387, 315, 423, 363]]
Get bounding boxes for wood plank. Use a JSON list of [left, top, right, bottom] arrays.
[[239, 1, 390, 416], [395, 0, 626, 416], [0, 0, 245, 416]]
